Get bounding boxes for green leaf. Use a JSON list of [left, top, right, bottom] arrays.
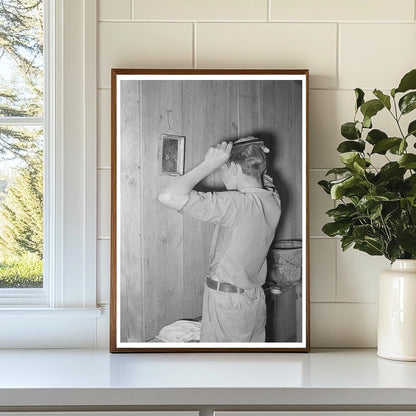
[[363, 115, 372, 129], [399, 154, 416, 169], [406, 195, 416, 207], [406, 174, 416, 188], [405, 175, 416, 196], [395, 69, 416, 94], [341, 122, 361, 140], [398, 227, 416, 255], [326, 203, 356, 220], [389, 139, 408, 155], [330, 175, 366, 200], [385, 138, 408, 155], [325, 167, 352, 176], [354, 241, 383, 256], [341, 235, 355, 251], [318, 180, 331, 194], [369, 203, 383, 220], [366, 129, 387, 145], [378, 162, 406, 181], [353, 158, 366, 174], [355, 88, 365, 110], [322, 221, 351, 237], [407, 120, 416, 138], [339, 152, 360, 166], [373, 89, 391, 110], [352, 224, 373, 240], [371, 137, 402, 154], [399, 92, 416, 115], [330, 176, 355, 199], [391, 88, 396, 97], [360, 99, 384, 119], [365, 236, 384, 252], [386, 240, 403, 263], [357, 195, 389, 211], [337, 140, 365, 153]]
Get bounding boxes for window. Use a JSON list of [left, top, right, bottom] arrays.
[[0, 0, 100, 348], [0, 0, 46, 302]]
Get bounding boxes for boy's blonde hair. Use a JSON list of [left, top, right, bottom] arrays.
[[227, 136, 267, 180]]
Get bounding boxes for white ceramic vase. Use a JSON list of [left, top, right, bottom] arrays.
[[378, 259, 416, 361]]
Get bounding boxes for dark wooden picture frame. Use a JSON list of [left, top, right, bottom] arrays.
[[110, 69, 310, 352]]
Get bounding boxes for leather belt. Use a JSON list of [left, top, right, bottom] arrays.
[[206, 277, 244, 294]]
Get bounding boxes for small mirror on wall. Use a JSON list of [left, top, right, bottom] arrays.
[[159, 134, 185, 176]]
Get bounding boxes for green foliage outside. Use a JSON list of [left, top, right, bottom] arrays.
[[319, 69, 416, 263], [0, 252, 42, 288], [0, 154, 43, 258], [0, 0, 44, 288]]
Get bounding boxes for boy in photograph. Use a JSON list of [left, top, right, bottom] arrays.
[[158, 137, 281, 342]]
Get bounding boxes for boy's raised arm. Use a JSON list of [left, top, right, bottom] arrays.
[[158, 141, 233, 210]]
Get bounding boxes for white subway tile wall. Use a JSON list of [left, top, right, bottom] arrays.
[[97, 169, 111, 238], [339, 24, 416, 90], [98, 90, 111, 168], [99, 0, 131, 20], [98, 22, 193, 88], [270, 0, 414, 22], [196, 23, 338, 89], [132, 0, 268, 21], [336, 246, 389, 303], [311, 303, 378, 347], [97, 239, 110, 305], [96, 0, 416, 347], [310, 239, 336, 302]]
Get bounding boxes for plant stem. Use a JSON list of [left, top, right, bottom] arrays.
[[390, 97, 406, 139], [380, 214, 391, 241]]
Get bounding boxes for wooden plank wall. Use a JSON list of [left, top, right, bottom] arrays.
[[182, 81, 239, 320], [141, 81, 185, 341], [119, 80, 143, 342], [120, 80, 303, 342]]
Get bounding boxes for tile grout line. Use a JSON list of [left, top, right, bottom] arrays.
[[97, 19, 416, 24], [193, 22, 197, 68], [267, 0, 271, 22], [309, 236, 339, 239], [334, 230, 338, 303], [336, 22, 340, 90], [130, 0, 133, 20], [97, 87, 395, 93], [311, 301, 378, 305]]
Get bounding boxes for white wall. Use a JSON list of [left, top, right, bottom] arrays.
[[96, 0, 416, 348]]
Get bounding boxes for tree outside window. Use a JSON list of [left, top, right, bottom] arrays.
[[0, 0, 44, 288]]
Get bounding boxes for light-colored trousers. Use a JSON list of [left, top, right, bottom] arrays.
[[200, 284, 266, 342]]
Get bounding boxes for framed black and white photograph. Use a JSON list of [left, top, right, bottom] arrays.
[[110, 69, 310, 352]]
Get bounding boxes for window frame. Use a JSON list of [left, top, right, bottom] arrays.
[[0, 1, 49, 305], [0, 0, 100, 348]]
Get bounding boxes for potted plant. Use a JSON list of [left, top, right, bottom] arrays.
[[319, 68, 416, 361]]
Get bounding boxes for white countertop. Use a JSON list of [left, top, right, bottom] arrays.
[[0, 348, 416, 407]]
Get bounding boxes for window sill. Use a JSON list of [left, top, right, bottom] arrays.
[[0, 306, 106, 348], [0, 306, 102, 317]]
